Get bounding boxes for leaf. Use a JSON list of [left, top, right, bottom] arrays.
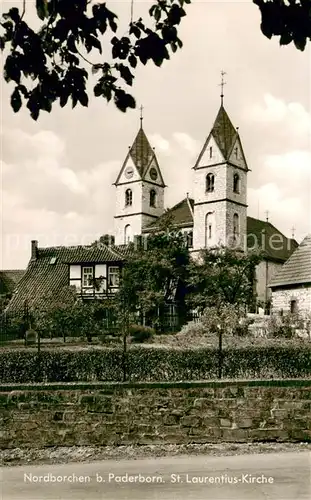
[[36, 0, 49, 21], [10, 87, 22, 112], [78, 91, 89, 107], [128, 54, 137, 68], [293, 37, 307, 51], [279, 32, 292, 46]]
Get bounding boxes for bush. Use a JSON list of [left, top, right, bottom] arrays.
[[178, 320, 206, 337], [129, 324, 155, 343], [0, 344, 310, 383], [267, 314, 295, 339]]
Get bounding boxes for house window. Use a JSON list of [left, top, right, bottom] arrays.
[[233, 173, 240, 193], [124, 224, 132, 244], [206, 173, 214, 193], [150, 189, 156, 207], [233, 213, 239, 241], [125, 189, 132, 206], [205, 212, 213, 246], [290, 299, 298, 314], [82, 267, 94, 288], [108, 267, 119, 288], [209, 146, 212, 158]]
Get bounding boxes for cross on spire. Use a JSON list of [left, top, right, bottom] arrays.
[[265, 210, 269, 222], [219, 71, 226, 106], [139, 105, 144, 128], [291, 225, 296, 239]]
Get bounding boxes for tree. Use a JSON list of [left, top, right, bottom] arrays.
[[1, 1, 309, 120], [0, 0, 189, 119], [254, 0, 311, 51], [187, 246, 263, 313], [91, 234, 115, 248], [116, 224, 190, 331]]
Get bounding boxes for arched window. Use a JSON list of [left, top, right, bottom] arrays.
[[233, 173, 240, 194], [125, 189, 132, 206], [124, 224, 132, 244], [206, 173, 214, 193], [150, 189, 156, 207], [233, 213, 239, 241], [205, 212, 213, 247]]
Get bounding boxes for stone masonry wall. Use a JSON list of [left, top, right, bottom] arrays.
[[0, 380, 310, 449], [272, 287, 311, 314]]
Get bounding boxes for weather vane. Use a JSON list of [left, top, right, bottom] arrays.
[[139, 105, 144, 127], [219, 71, 226, 105]]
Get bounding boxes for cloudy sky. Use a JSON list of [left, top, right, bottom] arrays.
[[1, 0, 310, 269]]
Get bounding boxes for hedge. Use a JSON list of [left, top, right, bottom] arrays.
[[0, 345, 310, 383]]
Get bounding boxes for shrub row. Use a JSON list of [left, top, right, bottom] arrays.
[[0, 345, 310, 383]]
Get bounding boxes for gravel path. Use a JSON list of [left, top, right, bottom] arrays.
[[1, 442, 310, 467]]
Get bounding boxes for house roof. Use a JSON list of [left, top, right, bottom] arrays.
[[0, 270, 25, 295], [142, 198, 195, 232], [143, 197, 297, 262], [5, 245, 124, 313], [269, 234, 311, 288], [246, 216, 298, 263]]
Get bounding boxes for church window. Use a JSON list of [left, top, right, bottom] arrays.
[[125, 189, 132, 206], [150, 189, 156, 207], [186, 230, 193, 248], [205, 212, 213, 246], [206, 173, 214, 193], [234, 147, 238, 158], [233, 173, 240, 194], [233, 213, 239, 240], [124, 224, 132, 244], [209, 146, 213, 158]]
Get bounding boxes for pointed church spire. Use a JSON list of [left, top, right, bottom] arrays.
[[211, 105, 237, 159]]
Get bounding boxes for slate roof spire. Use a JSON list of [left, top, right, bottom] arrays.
[[128, 107, 154, 176], [211, 104, 238, 160]]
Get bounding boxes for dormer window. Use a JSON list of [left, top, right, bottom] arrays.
[[150, 189, 156, 207], [125, 189, 132, 206], [206, 173, 214, 193], [233, 173, 240, 194]]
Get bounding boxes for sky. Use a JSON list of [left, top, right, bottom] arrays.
[[1, 0, 311, 269]]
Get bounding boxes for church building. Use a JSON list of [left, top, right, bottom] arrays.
[[113, 99, 297, 307], [5, 92, 298, 316]]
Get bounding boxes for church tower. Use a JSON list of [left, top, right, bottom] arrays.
[[192, 84, 249, 252], [114, 111, 166, 245]]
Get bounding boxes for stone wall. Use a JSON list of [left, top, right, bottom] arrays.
[[271, 286, 311, 315], [1, 380, 310, 449]]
